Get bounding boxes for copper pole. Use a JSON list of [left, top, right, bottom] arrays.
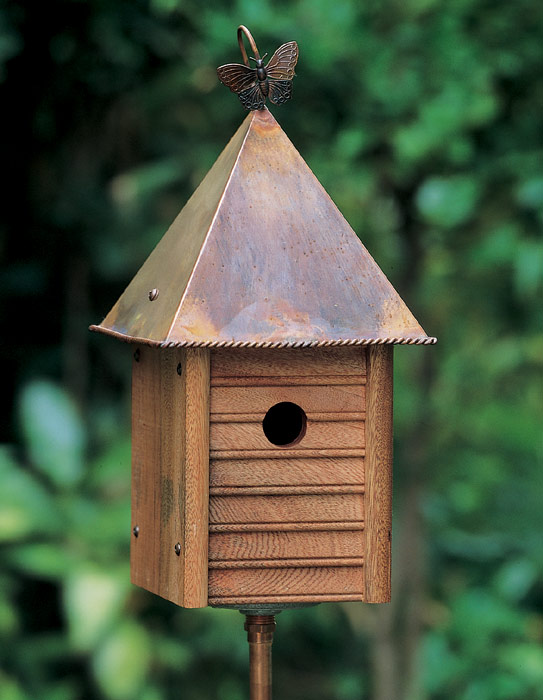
[[244, 614, 276, 700]]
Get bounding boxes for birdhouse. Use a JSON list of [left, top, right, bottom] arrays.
[[91, 105, 436, 611]]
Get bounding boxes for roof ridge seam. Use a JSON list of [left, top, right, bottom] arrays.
[[163, 114, 255, 343]]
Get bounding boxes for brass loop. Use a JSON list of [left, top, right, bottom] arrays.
[[237, 25, 261, 66]]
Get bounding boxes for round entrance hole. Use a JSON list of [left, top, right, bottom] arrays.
[[262, 402, 307, 447]]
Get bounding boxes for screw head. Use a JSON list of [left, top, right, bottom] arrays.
[[176, 362, 183, 376], [133, 526, 140, 538], [148, 288, 159, 301], [174, 542, 181, 556]]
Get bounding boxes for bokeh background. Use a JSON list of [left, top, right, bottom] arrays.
[[1, 1, 542, 699]]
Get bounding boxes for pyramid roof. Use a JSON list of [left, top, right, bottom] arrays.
[[91, 108, 435, 348]]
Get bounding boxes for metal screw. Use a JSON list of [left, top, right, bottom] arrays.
[[177, 362, 183, 376], [174, 542, 181, 556], [134, 348, 140, 362], [133, 526, 140, 538], [148, 288, 159, 301]]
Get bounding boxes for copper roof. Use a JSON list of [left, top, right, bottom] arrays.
[[91, 109, 436, 347]]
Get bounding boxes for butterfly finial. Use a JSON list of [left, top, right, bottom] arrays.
[[217, 25, 299, 111]]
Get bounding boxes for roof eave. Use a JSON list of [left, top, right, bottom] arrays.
[[89, 324, 437, 347]]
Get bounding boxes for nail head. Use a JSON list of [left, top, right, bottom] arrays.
[[148, 288, 159, 301]]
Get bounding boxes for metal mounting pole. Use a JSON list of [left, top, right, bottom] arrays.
[[244, 614, 276, 700]]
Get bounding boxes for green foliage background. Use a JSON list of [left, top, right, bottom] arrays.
[[0, 1, 542, 698]]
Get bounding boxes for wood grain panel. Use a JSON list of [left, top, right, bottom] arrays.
[[131, 346, 163, 597], [211, 347, 366, 378], [210, 457, 364, 487], [208, 593, 364, 604], [211, 374, 365, 387], [364, 345, 393, 603], [209, 557, 363, 569], [211, 412, 365, 423], [209, 494, 364, 524], [210, 420, 364, 451], [208, 565, 364, 597], [130, 346, 210, 609], [209, 485, 364, 496], [210, 448, 365, 460], [210, 384, 365, 415], [182, 348, 210, 607], [131, 347, 184, 604], [209, 521, 364, 533], [209, 529, 364, 561]]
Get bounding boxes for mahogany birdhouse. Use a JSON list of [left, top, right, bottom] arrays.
[[91, 107, 436, 610]]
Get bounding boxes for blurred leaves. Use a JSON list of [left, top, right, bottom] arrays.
[[416, 175, 481, 227], [18, 380, 85, 489], [92, 621, 151, 700], [64, 567, 129, 652], [0, 446, 61, 542]]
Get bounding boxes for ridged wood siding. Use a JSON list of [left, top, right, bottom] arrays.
[[207, 347, 367, 605]]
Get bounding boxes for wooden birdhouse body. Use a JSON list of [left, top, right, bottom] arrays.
[[129, 344, 391, 608], [92, 108, 435, 610]]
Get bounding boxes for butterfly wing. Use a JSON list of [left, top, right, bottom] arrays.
[[265, 41, 298, 80], [268, 79, 293, 105], [238, 83, 266, 111], [217, 63, 257, 93]]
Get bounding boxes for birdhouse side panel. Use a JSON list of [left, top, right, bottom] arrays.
[[207, 347, 367, 605], [364, 345, 393, 603], [130, 347, 210, 608]]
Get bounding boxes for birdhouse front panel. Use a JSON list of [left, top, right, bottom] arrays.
[[207, 345, 392, 607]]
